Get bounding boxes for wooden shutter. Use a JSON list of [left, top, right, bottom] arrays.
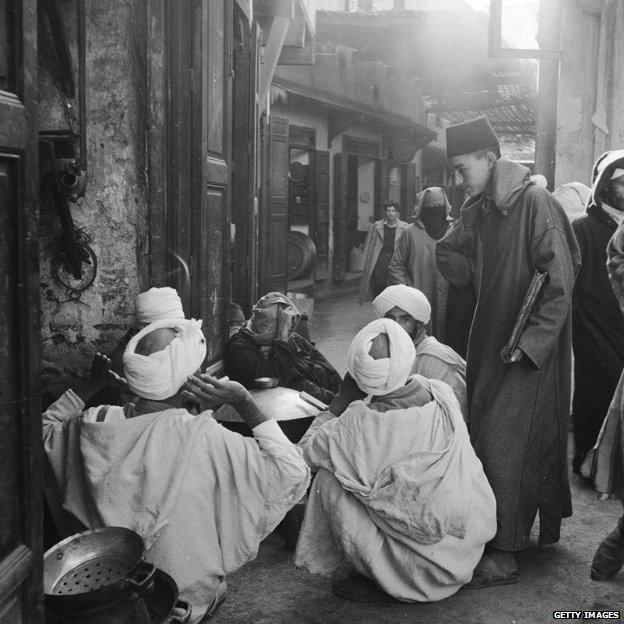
[[405, 161, 417, 212], [376, 158, 389, 220], [313, 150, 330, 268], [333, 152, 348, 281], [0, 0, 43, 621], [164, 0, 232, 362], [263, 116, 289, 293], [231, 15, 260, 313]]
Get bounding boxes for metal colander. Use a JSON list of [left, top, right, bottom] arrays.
[[44, 527, 149, 598], [50, 554, 133, 595]]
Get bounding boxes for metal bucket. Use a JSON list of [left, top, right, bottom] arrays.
[[44, 527, 155, 624]]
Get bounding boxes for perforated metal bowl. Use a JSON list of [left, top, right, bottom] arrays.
[[44, 526, 154, 613]]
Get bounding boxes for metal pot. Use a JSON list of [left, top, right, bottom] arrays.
[[44, 527, 155, 624], [145, 569, 192, 624]]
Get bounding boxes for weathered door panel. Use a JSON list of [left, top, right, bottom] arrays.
[[405, 161, 417, 211], [231, 13, 260, 313], [313, 150, 329, 272], [192, 0, 232, 362], [0, 0, 43, 622], [164, 0, 232, 364], [262, 115, 289, 293], [333, 152, 347, 281]]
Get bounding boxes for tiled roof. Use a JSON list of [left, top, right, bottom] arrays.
[[426, 84, 536, 135]]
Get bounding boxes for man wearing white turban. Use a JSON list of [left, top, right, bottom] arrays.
[[86, 286, 187, 408], [134, 286, 185, 327], [373, 285, 467, 418], [295, 318, 496, 603], [42, 319, 310, 623]]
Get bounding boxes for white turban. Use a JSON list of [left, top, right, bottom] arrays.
[[134, 287, 184, 326], [372, 285, 431, 324], [123, 319, 206, 400], [347, 318, 416, 396]]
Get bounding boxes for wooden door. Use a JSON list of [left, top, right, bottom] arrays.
[[405, 161, 417, 212], [165, 0, 233, 363], [194, 0, 232, 361], [231, 10, 260, 314], [313, 150, 329, 273], [333, 152, 348, 281], [0, 1, 43, 622], [260, 116, 289, 294]]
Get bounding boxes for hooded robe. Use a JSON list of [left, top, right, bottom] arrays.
[[436, 159, 581, 551], [571, 150, 624, 464], [387, 189, 453, 343]]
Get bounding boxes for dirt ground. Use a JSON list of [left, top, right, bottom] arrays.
[[216, 293, 624, 624]]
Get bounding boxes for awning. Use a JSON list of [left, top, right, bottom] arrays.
[[272, 77, 436, 148]]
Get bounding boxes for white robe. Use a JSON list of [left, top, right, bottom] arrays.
[[413, 336, 467, 419], [43, 390, 310, 622], [295, 377, 496, 602]]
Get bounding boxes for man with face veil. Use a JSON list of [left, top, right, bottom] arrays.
[[224, 292, 341, 405], [294, 318, 496, 603], [387, 187, 459, 346]]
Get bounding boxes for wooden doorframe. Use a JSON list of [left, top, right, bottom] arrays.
[[0, 0, 43, 621]]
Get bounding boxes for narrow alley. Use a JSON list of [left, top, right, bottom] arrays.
[[216, 295, 624, 624]]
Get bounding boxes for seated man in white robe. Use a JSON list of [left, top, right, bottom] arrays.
[[43, 318, 310, 623], [295, 318, 496, 602], [373, 284, 468, 418]]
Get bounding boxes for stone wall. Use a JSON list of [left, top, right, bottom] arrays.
[[38, 1, 151, 396]]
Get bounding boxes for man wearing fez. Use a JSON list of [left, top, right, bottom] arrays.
[[436, 116, 581, 586]]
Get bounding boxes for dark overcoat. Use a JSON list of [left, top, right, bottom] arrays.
[[572, 206, 624, 460], [436, 160, 581, 551]]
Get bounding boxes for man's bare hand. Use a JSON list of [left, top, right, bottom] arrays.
[[277, 307, 299, 341], [509, 348, 524, 363], [89, 352, 113, 381], [182, 374, 251, 410], [74, 352, 115, 402], [328, 373, 366, 416], [501, 347, 525, 364], [107, 369, 128, 390]]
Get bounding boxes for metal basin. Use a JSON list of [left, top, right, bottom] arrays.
[[44, 526, 154, 615]]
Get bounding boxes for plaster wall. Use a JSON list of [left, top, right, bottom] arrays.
[[554, 3, 600, 187], [555, 1, 624, 187], [38, 1, 150, 395]]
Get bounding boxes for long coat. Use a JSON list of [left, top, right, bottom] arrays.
[[572, 206, 624, 460], [358, 219, 408, 304], [436, 160, 581, 551]]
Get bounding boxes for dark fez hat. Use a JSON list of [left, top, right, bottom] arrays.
[[446, 116, 499, 158]]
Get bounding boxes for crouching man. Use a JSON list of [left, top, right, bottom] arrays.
[[294, 318, 496, 603], [43, 318, 310, 623]]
